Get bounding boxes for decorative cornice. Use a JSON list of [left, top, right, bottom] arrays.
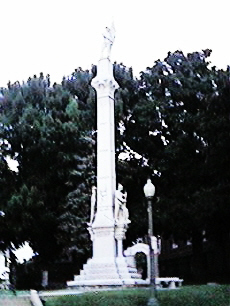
[[91, 78, 118, 97]]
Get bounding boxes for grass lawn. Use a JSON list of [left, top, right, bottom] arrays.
[[0, 289, 30, 296], [45, 285, 230, 306]]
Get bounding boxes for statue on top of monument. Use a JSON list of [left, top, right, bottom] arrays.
[[89, 186, 97, 224], [114, 183, 130, 225], [101, 23, 116, 59]]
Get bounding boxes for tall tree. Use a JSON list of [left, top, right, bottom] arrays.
[[0, 72, 96, 263], [118, 50, 230, 280]]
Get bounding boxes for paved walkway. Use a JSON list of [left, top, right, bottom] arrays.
[[0, 295, 31, 306]]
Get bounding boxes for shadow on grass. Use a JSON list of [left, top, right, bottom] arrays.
[[45, 285, 230, 306]]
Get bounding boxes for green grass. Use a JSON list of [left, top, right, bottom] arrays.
[[0, 289, 30, 297], [45, 285, 230, 306]]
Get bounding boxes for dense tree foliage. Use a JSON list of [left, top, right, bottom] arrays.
[[0, 51, 229, 281], [0, 72, 95, 263], [116, 51, 230, 280]]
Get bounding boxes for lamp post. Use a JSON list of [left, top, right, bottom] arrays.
[[144, 179, 159, 306], [0, 211, 5, 217]]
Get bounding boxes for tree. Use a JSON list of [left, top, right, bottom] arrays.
[[118, 50, 230, 281], [0, 72, 96, 264], [0, 54, 229, 282]]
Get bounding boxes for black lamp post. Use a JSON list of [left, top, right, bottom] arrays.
[[144, 179, 159, 306]]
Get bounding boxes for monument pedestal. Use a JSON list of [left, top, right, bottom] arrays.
[[67, 257, 146, 286], [67, 223, 146, 287]]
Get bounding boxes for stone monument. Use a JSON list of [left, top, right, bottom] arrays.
[[0, 250, 10, 289], [67, 24, 145, 287]]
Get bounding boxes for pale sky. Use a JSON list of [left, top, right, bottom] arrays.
[[0, 0, 229, 88], [13, 242, 35, 263]]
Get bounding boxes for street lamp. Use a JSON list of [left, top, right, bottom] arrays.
[[144, 179, 159, 306], [0, 211, 5, 217]]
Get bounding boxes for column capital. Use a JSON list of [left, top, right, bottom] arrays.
[[92, 78, 118, 97], [115, 225, 127, 240], [91, 58, 119, 97]]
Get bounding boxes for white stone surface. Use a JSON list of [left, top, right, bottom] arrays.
[[100, 23, 115, 59], [123, 243, 183, 288], [0, 250, 10, 281], [155, 277, 184, 288], [124, 241, 162, 281], [124, 243, 151, 282], [68, 25, 145, 287], [30, 290, 43, 306]]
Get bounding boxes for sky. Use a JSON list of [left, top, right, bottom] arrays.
[[1, 0, 229, 262], [12, 242, 35, 263], [0, 0, 230, 88]]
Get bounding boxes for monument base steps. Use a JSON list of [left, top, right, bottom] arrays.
[[67, 256, 147, 287]]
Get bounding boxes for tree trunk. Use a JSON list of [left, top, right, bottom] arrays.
[[191, 230, 205, 283], [210, 228, 230, 283]]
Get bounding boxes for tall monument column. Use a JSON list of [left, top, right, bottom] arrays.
[[67, 24, 146, 287], [90, 57, 118, 261], [90, 23, 118, 263]]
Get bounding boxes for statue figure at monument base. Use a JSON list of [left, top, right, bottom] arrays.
[[114, 183, 130, 225]]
